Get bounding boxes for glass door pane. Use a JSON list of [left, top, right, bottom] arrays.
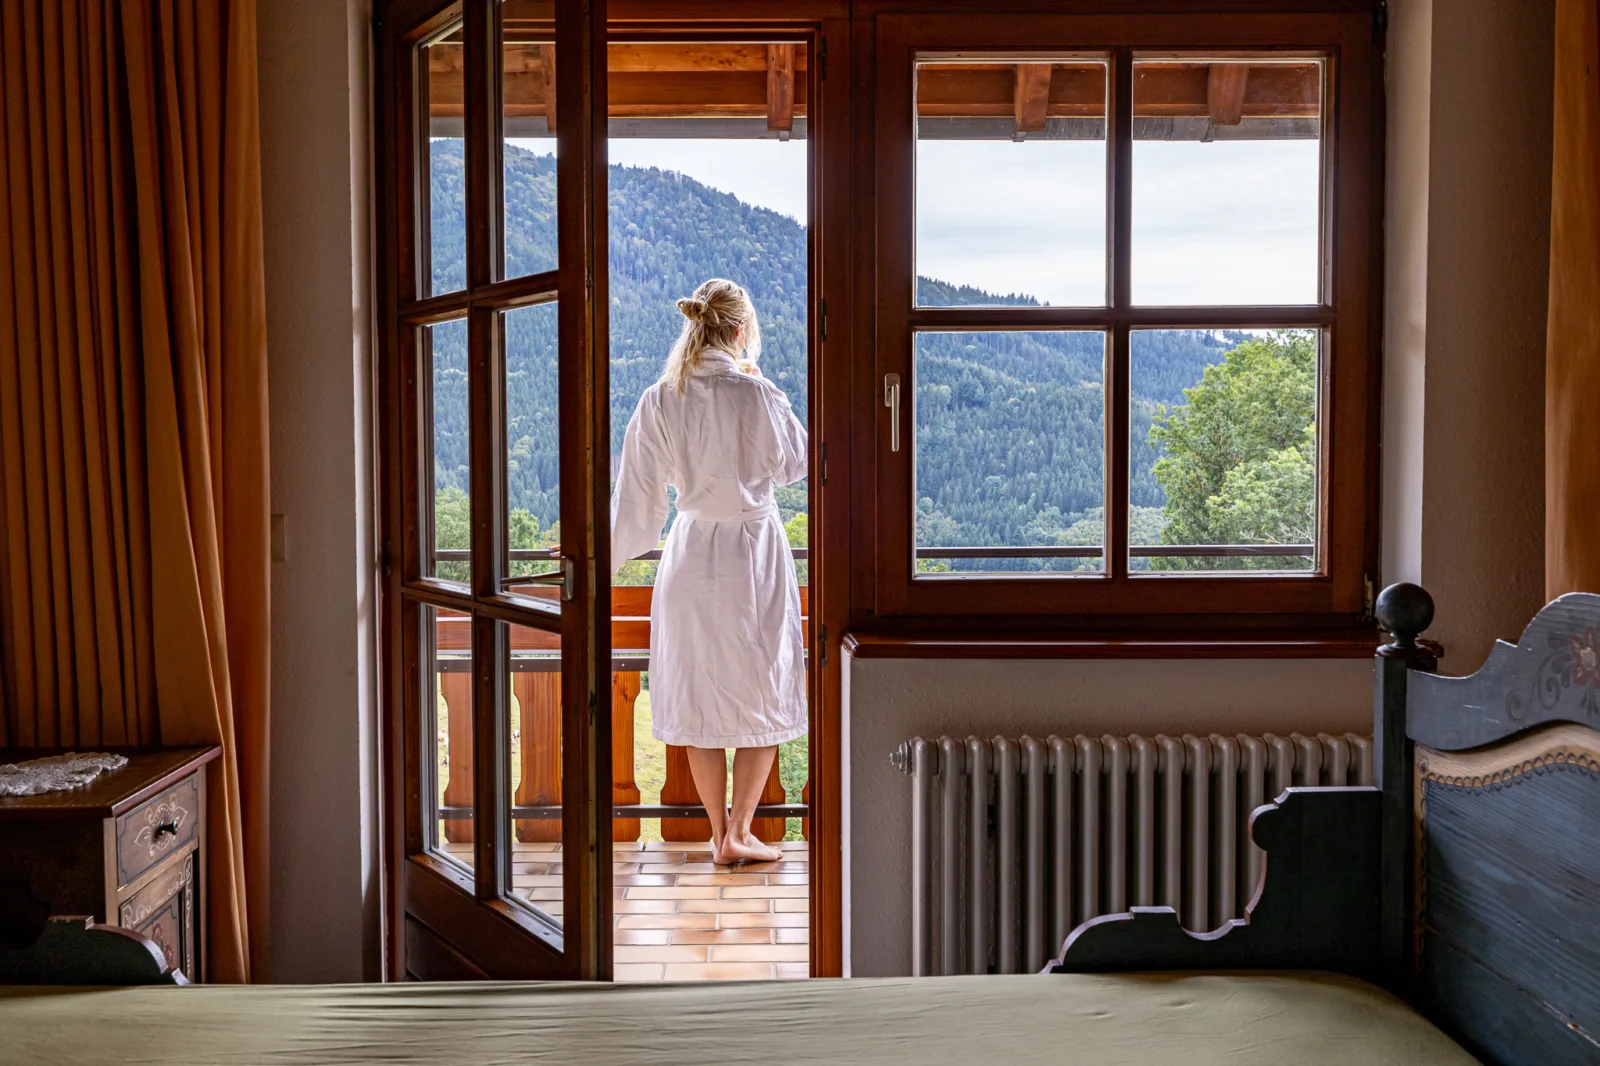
[[502, 301, 561, 590], [425, 605, 474, 868], [422, 19, 466, 296], [424, 318, 470, 586], [502, 2, 558, 280], [507, 621, 564, 928]]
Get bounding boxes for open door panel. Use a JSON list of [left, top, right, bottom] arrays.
[[378, 0, 611, 981]]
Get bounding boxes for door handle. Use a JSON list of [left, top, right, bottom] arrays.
[[514, 555, 575, 602], [884, 373, 901, 453]]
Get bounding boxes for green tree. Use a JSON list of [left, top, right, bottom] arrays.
[[433, 487, 470, 584], [1147, 330, 1316, 570], [785, 512, 810, 585]]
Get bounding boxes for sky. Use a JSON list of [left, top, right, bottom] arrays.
[[511, 134, 1320, 307]]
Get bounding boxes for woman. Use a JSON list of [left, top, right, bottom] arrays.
[[611, 278, 808, 866]]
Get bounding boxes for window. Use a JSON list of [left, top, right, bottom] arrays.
[[872, 12, 1379, 625]]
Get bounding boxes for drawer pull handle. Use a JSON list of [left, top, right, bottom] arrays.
[[152, 820, 180, 841]]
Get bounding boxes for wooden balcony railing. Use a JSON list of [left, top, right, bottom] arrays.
[[432, 583, 809, 847], [427, 541, 1307, 846]]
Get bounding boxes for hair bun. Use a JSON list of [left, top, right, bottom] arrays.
[[676, 297, 708, 322]]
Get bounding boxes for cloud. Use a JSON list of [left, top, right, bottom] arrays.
[[517, 133, 1319, 310]]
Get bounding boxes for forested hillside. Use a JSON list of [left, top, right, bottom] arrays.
[[429, 141, 1298, 569]]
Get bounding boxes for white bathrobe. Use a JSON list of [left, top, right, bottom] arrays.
[[610, 349, 809, 748]]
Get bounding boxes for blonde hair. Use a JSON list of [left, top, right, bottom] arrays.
[[661, 278, 762, 392]]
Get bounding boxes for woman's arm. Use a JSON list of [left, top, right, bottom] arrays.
[[610, 392, 671, 573], [762, 382, 808, 486]]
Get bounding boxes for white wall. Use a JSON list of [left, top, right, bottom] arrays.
[[841, 654, 1374, 976], [258, 0, 379, 983]]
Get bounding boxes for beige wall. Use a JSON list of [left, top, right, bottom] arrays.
[[258, 0, 379, 983], [1384, 0, 1553, 665]]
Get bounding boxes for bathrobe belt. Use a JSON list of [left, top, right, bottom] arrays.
[[675, 502, 780, 524]]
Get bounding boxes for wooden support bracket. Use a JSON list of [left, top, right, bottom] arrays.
[[1014, 63, 1053, 134], [1206, 63, 1249, 127], [766, 43, 794, 133], [538, 43, 556, 134]]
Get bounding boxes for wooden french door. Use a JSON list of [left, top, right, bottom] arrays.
[[378, 0, 612, 980]]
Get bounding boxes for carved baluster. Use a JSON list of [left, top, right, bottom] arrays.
[[440, 669, 474, 843], [752, 758, 788, 843], [513, 668, 562, 843], [802, 778, 812, 842], [612, 673, 642, 842], [660, 745, 710, 843]]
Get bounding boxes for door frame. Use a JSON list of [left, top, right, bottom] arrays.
[[377, 0, 851, 980], [601, 5, 850, 981]]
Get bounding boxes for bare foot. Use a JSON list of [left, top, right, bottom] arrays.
[[715, 832, 783, 865]]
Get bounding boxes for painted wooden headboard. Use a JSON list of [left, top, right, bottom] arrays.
[[1392, 589, 1600, 1063]]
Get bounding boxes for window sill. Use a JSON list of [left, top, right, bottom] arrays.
[[839, 628, 1428, 661]]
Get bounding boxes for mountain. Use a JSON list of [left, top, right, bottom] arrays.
[[428, 140, 1249, 559]]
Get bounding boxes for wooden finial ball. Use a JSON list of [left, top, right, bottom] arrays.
[[1375, 582, 1434, 647]]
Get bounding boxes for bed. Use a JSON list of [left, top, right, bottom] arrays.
[[1, 585, 1595, 1066], [0, 970, 1470, 1065], [1052, 585, 1600, 1064]]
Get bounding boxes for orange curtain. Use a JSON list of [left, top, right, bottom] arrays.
[[0, 0, 269, 983], [1548, 0, 1600, 598]]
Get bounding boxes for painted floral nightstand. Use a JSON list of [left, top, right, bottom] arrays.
[[0, 746, 219, 982]]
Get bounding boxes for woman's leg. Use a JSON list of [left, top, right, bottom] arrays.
[[685, 746, 730, 851], [716, 745, 784, 865]]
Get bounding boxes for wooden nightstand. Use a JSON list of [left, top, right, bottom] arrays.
[[0, 746, 220, 982]]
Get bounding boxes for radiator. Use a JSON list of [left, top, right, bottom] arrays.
[[891, 732, 1374, 976]]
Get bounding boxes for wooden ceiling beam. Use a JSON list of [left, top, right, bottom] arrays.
[[433, 42, 808, 75], [1013, 63, 1053, 133], [916, 62, 1315, 120], [1206, 63, 1250, 126], [766, 43, 795, 133], [610, 42, 806, 74]]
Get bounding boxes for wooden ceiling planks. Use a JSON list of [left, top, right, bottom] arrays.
[[425, 44, 1315, 123], [428, 42, 812, 120]]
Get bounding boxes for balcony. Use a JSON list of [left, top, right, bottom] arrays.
[[428, 560, 811, 980]]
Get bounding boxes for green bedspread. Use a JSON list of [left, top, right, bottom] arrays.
[[0, 971, 1478, 1065]]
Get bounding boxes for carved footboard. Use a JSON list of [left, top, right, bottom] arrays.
[[1046, 786, 1381, 976]]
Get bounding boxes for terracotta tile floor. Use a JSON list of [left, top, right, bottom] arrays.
[[493, 839, 810, 981]]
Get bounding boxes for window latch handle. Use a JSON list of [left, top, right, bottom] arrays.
[[884, 373, 901, 453]]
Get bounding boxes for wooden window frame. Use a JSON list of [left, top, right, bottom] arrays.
[[858, 6, 1383, 635]]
